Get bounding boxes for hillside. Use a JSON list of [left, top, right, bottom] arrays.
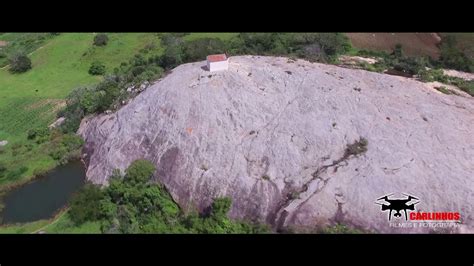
[[78, 56, 474, 233], [0, 32, 234, 186]]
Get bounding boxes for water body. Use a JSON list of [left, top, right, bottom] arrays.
[[1, 161, 85, 224]]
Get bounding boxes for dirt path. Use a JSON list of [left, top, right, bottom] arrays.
[[30, 209, 67, 234]]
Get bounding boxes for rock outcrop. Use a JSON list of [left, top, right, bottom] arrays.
[[78, 56, 474, 233]]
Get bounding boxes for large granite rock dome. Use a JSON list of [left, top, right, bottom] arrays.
[[79, 56, 474, 233]]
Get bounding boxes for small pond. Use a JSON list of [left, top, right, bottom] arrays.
[[1, 161, 86, 224]]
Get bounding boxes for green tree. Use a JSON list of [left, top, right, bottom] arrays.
[[79, 88, 103, 114], [96, 78, 120, 112], [66, 159, 269, 234], [69, 183, 105, 225], [159, 45, 184, 69], [125, 159, 156, 184]]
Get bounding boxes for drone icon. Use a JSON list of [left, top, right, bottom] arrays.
[[375, 193, 420, 221]]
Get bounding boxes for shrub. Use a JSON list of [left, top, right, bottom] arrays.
[[159, 45, 184, 70], [88, 61, 106, 75], [344, 137, 368, 158], [61, 134, 84, 151], [49, 134, 84, 164], [93, 33, 109, 46], [418, 68, 447, 83], [27, 127, 50, 143], [210, 197, 232, 219], [392, 56, 430, 76], [131, 65, 146, 77], [392, 43, 403, 58], [8, 53, 32, 73]]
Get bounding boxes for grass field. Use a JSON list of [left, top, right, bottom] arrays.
[[0, 33, 56, 67], [0, 209, 101, 234], [183, 32, 238, 41], [0, 32, 239, 188], [0, 33, 164, 187]]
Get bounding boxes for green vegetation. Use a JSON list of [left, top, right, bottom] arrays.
[[41, 212, 101, 233], [438, 35, 474, 73], [0, 33, 242, 188], [344, 137, 368, 158], [0, 210, 101, 234], [227, 33, 351, 63], [0, 33, 165, 187], [354, 35, 474, 76], [320, 224, 366, 234], [27, 127, 49, 143], [434, 86, 452, 95], [88, 61, 106, 75], [69, 183, 104, 224], [355, 44, 432, 76], [0, 129, 84, 185], [8, 52, 32, 73], [2, 32, 472, 233], [418, 68, 474, 96], [417, 68, 447, 82], [48, 133, 84, 164], [0, 33, 57, 67], [68, 159, 270, 233], [0, 219, 50, 233]]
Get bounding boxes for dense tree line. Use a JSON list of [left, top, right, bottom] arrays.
[[69, 159, 270, 233]]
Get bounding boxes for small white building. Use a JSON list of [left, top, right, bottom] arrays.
[[207, 54, 228, 72]]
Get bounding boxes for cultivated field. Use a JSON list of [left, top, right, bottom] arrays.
[[0, 32, 233, 187], [346, 33, 442, 58]]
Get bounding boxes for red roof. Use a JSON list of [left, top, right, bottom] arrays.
[[207, 54, 227, 62]]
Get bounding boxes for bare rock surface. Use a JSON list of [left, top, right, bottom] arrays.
[[78, 56, 474, 233]]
